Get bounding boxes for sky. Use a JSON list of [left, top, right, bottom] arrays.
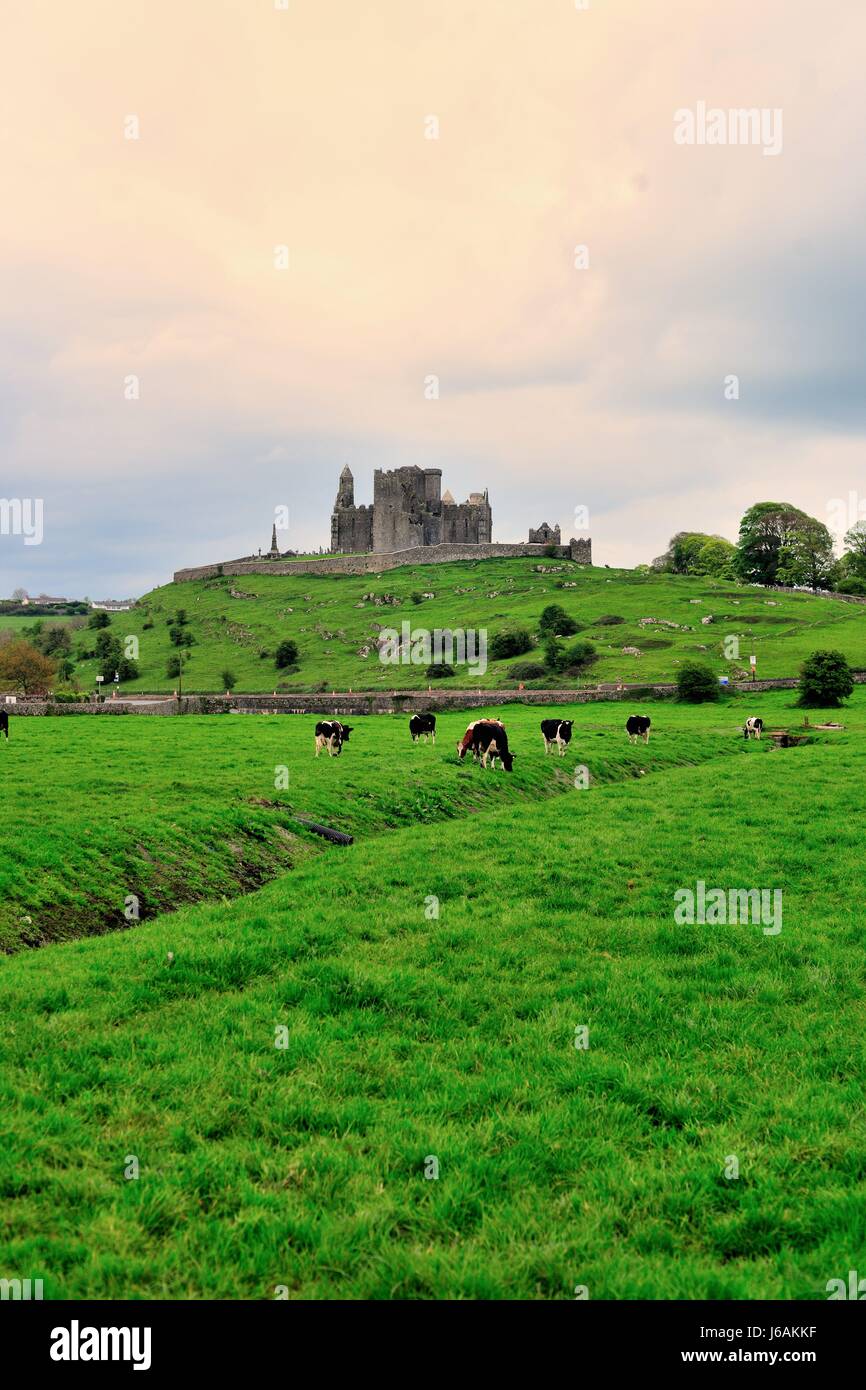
[[1, 0, 865, 599]]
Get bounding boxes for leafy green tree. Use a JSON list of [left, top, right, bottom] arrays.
[[37, 624, 72, 657], [734, 503, 829, 586], [655, 532, 737, 577], [117, 658, 139, 682], [221, 669, 237, 691], [88, 611, 111, 629], [538, 604, 580, 638], [797, 650, 854, 707], [842, 521, 866, 580], [560, 638, 597, 674], [275, 639, 299, 669], [676, 661, 720, 702], [775, 516, 836, 590], [166, 656, 182, 679], [489, 626, 533, 661]]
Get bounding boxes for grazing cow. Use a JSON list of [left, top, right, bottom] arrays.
[[409, 713, 436, 744], [314, 720, 353, 757], [743, 716, 764, 740], [469, 720, 514, 771], [0, 709, 8, 740], [540, 718, 573, 756], [626, 714, 651, 744], [457, 718, 504, 760]]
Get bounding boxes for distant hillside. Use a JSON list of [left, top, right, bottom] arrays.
[[66, 559, 866, 693]]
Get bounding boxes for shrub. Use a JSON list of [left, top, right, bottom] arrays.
[[117, 658, 139, 682], [426, 663, 455, 679], [595, 614, 624, 626], [221, 669, 237, 691], [275, 639, 299, 669], [166, 656, 181, 679], [410, 592, 424, 605], [88, 611, 111, 629], [560, 639, 597, 675], [543, 542, 559, 557], [538, 604, 581, 638], [677, 661, 720, 702], [797, 650, 854, 707], [836, 578, 866, 596], [507, 661, 548, 680], [490, 626, 533, 660]]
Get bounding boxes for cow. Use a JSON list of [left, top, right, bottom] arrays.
[[457, 718, 504, 760], [409, 713, 436, 744], [468, 719, 514, 771], [541, 718, 573, 756], [314, 720, 353, 757], [743, 716, 764, 740], [0, 709, 8, 741], [626, 714, 651, 744]]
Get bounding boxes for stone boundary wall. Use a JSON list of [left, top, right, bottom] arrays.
[[767, 584, 866, 605], [173, 541, 585, 583], [11, 673, 864, 717]]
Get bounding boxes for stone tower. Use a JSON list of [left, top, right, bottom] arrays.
[[330, 465, 492, 555]]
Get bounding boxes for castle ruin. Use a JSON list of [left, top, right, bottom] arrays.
[[331, 465, 491, 555]]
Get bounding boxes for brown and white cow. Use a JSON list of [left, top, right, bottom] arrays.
[[456, 718, 504, 761], [466, 719, 514, 771]]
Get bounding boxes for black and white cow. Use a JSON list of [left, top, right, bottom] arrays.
[[626, 714, 651, 744], [541, 718, 573, 756], [468, 720, 514, 771], [314, 720, 353, 757], [743, 716, 764, 740], [409, 713, 436, 744], [0, 709, 8, 741]]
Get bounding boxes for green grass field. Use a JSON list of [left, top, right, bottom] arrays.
[[64, 560, 866, 692], [1, 691, 864, 1298]]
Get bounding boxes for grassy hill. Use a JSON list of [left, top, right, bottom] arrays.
[[1, 691, 863, 1298], [63, 560, 866, 692]]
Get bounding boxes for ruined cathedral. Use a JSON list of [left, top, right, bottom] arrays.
[[331, 466, 492, 555]]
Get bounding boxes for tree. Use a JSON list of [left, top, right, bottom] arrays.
[[37, 624, 72, 658], [655, 532, 737, 577], [489, 626, 533, 661], [775, 516, 835, 591], [221, 669, 237, 691], [797, 650, 854, 708], [88, 610, 111, 629], [842, 521, 866, 580], [676, 661, 720, 702], [0, 638, 56, 693], [117, 658, 139, 682], [538, 604, 580, 638], [95, 633, 123, 682], [166, 656, 182, 679], [11, 587, 28, 602], [275, 639, 299, 669], [734, 503, 829, 586]]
